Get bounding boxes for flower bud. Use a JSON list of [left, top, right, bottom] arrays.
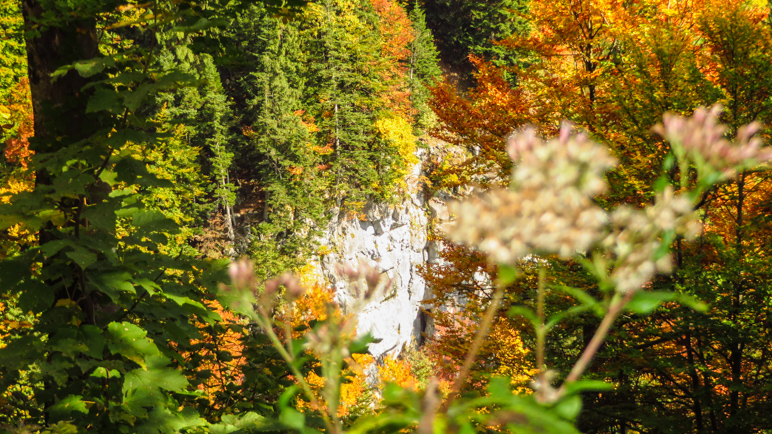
[[228, 259, 256, 291]]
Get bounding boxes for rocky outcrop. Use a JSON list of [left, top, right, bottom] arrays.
[[315, 148, 439, 358]]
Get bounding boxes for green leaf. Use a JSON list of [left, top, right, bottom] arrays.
[[552, 395, 582, 420], [73, 57, 113, 77], [132, 209, 174, 228], [561, 379, 613, 395], [458, 423, 475, 434], [124, 366, 189, 397], [487, 376, 512, 398], [279, 408, 306, 431], [508, 306, 539, 328], [674, 293, 709, 312], [41, 239, 74, 258], [105, 129, 153, 148], [91, 367, 121, 379], [278, 385, 299, 409], [653, 173, 672, 193], [0, 255, 32, 290], [107, 322, 162, 367], [94, 271, 136, 297], [52, 171, 93, 199], [123, 83, 154, 111], [213, 412, 280, 434], [77, 325, 107, 359], [138, 404, 206, 434], [49, 395, 89, 418], [497, 264, 519, 286], [87, 88, 121, 113], [554, 285, 604, 317], [545, 304, 595, 330], [66, 247, 98, 269], [81, 205, 117, 232], [627, 291, 675, 314], [163, 293, 206, 310], [349, 332, 380, 354], [17, 279, 53, 312], [134, 278, 161, 295]]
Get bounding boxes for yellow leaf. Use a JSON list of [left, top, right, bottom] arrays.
[[55, 299, 78, 308]]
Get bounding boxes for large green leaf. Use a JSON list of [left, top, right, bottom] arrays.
[[107, 322, 162, 368], [65, 246, 98, 270], [123, 366, 189, 400], [49, 395, 89, 419], [87, 88, 121, 113], [93, 271, 136, 299]]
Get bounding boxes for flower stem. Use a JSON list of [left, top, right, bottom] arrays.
[[560, 290, 634, 388], [536, 267, 546, 372], [255, 310, 337, 433]]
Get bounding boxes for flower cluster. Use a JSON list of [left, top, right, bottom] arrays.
[[448, 125, 616, 263], [507, 125, 616, 197], [603, 187, 701, 293], [228, 259, 258, 292], [333, 260, 393, 313], [447, 122, 707, 294], [652, 105, 772, 178], [225, 259, 307, 314]]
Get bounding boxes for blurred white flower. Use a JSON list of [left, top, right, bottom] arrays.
[[653, 105, 772, 178], [448, 124, 615, 263], [604, 187, 701, 293]]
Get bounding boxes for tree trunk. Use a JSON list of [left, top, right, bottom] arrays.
[[23, 0, 97, 153], [22, 0, 99, 420]]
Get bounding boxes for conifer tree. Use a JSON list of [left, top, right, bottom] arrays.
[[303, 0, 400, 208], [407, 2, 442, 131], [231, 6, 328, 276], [421, 0, 529, 71], [154, 38, 237, 245]]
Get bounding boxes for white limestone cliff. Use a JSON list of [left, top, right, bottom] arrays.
[[312, 147, 448, 359]]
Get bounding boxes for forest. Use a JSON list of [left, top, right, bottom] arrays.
[[1, 0, 772, 432]]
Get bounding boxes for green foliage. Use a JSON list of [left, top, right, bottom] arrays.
[[0, 0, 30, 177], [0, 0, 26, 102], [0, 1, 307, 431], [15, 0, 772, 433], [303, 0, 401, 206], [222, 0, 441, 272], [152, 32, 237, 249], [407, 2, 442, 132], [421, 0, 529, 70], [229, 5, 328, 274]]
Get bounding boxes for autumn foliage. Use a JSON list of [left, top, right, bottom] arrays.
[[425, 0, 772, 431], [1, 78, 32, 169]]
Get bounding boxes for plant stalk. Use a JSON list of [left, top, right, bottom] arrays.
[[561, 290, 635, 388]]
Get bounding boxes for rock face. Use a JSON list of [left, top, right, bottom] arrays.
[[316, 149, 437, 358]]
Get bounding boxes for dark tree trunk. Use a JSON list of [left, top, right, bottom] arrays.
[[22, 1, 98, 245], [23, 0, 97, 156]]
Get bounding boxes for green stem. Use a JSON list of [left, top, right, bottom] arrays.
[[255, 311, 336, 433], [536, 267, 546, 372], [560, 290, 635, 388], [324, 350, 343, 432]]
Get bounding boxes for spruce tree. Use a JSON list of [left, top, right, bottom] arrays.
[[232, 6, 328, 276], [154, 35, 237, 246], [421, 0, 529, 71], [304, 0, 400, 208], [407, 2, 442, 132]]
